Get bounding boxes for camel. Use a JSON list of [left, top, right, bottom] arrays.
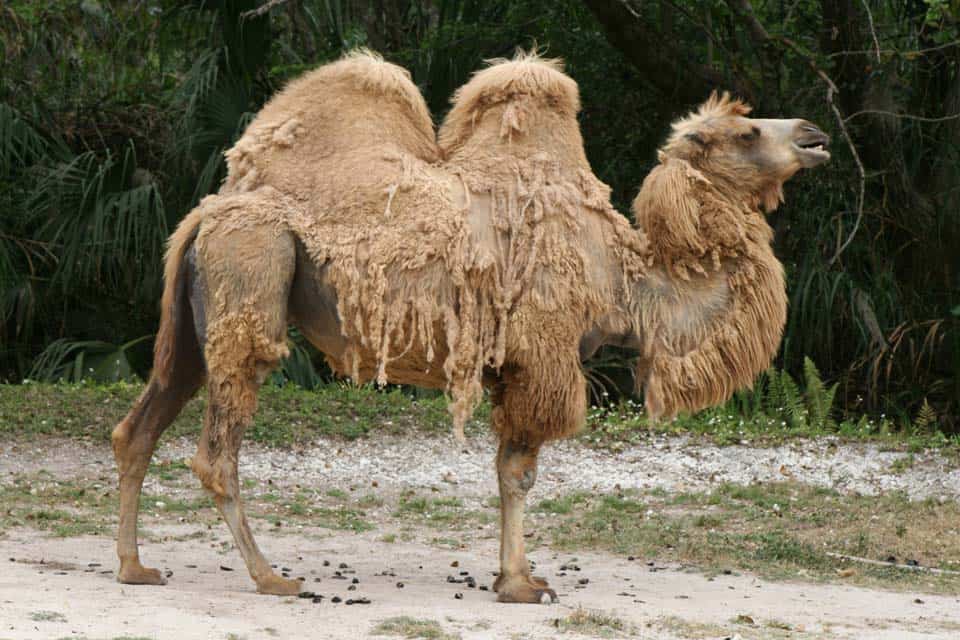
[[110, 50, 830, 603]]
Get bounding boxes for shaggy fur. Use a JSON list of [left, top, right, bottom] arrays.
[[631, 92, 791, 418], [113, 52, 826, 602]]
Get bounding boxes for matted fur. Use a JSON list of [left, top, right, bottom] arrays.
[[631, 93, 790, 417], [184, 50, 646, 444], [163, 54, 793, 440]]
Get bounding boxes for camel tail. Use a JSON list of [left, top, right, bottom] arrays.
[[153, 206, 205, 388]]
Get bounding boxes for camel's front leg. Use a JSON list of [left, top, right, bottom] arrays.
[[492, 439, 557, 604]]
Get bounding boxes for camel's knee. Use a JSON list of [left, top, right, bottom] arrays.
[[497, 441, 540, 498], [111, 418, 132, 460], [190, 447, 237, 499]]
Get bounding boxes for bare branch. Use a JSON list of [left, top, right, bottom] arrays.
[[826, 552, 960, 576], [778, 37, 867, 265], [826, 40, 960, 58], [844, 109, 960, 123], [859, 0, 882, 64], [241, 0, 295, 20]]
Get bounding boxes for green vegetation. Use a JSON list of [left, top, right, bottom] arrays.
[[539, 481, 960, 593], [554, 608, 635, 638], [0, 473, 111, 537], [0, 381, 471, 445], [2, 379, 957, 454], [0, 1, 956, 431], [371, 617, 460, 640], [584, 362, 960, 451], [29, 611, 67, 623]]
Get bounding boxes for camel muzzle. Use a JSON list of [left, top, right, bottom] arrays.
[[793, 123, 831, 167]]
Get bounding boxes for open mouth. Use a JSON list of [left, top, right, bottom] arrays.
[[793, 133, 831, 166]]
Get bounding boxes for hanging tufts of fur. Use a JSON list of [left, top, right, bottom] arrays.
[[632, 152, 787, 418], [184, 51, 648, 447]]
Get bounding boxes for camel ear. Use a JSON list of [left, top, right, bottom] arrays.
[[632, 158, 709, 279], [684, 131, 707, 147]]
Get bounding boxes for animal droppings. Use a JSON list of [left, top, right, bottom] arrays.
[[220, 565, 233, 571], [454, 593, 463, 600]]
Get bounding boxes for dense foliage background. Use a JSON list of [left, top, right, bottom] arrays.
[[1, 0, 957, 429]]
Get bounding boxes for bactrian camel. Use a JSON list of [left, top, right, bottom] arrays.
[[111, 50, 830, 603]]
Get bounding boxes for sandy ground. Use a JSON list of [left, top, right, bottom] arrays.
[[1, 434, 959, 639], [3, 527, 960, 640]]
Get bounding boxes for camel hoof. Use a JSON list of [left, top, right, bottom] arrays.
[[256, 573, 302, 596], [117, 562, 167, 586], [495, 576, 558, 604], [493, 573, 549, 593]]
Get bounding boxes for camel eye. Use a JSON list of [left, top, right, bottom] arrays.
[[740, 126, 761, 141]]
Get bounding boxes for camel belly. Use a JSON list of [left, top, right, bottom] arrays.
[[287, 241, 450, 390]]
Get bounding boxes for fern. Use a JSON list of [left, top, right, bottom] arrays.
[[915, 399, 938, 433], [779, 370, 806, 429], [763, 368, 785, 416], [803, 357, 838, 429]]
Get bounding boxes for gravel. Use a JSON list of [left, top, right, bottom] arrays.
[[2, 432, 958, 503]]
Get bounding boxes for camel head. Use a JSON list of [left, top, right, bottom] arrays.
[[658, 91, 830, 212], [618, 92, 831, 421]]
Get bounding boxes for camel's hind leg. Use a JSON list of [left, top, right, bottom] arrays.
[[112, 293, 205, 585], [190, 220, 299, 596]]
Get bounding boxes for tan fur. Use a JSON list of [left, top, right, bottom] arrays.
[[631, 92, 791, 418], [203, 50, 641, 444], [115, 55, 823, 602], [153, 206, 205, 388]]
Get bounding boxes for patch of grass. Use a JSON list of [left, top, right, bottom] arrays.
[[541, 481, 960, 593], [371, 616, 460, 639], [6, 381, 957, 454], [0, 474, 111, 536], [30, 610, 67, 623], [581, 394, 960, 453], [394, 494, 483, 529], [535, 493, 588, 514], [149, 459, 190, 481], [0, 382, 487, 446], [554, 608, 634, 638], [889, 453, 916, 474]]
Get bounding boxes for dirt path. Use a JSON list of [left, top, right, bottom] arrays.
[[1, 434, 959, 639], [3, 526, 960, 640]]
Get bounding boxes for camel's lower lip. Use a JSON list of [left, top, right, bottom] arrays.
[[793, 142, 831, 166]]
